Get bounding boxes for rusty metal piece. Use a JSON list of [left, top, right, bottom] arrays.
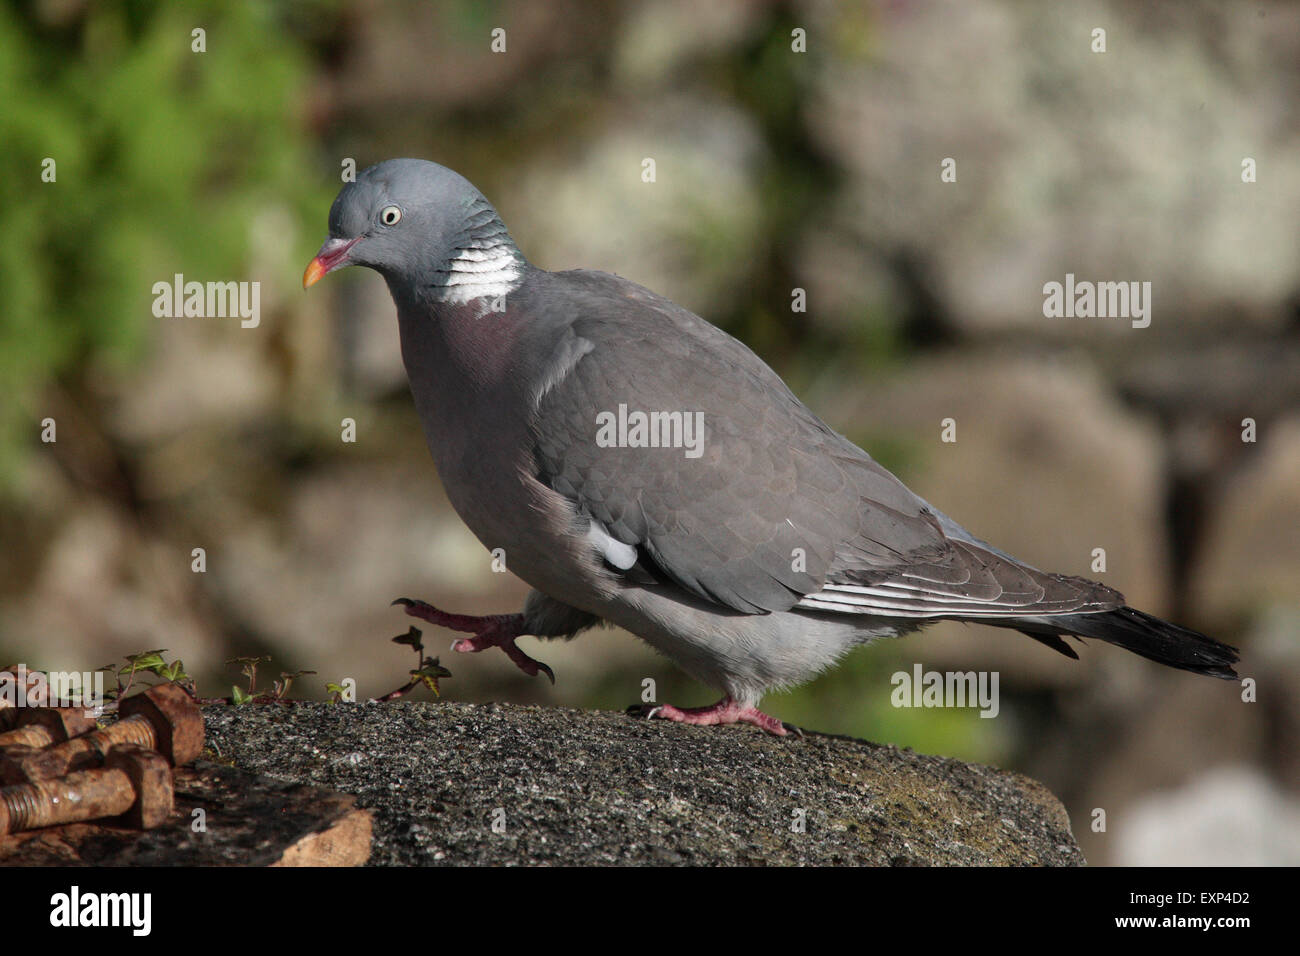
[[0, 683, 201, 783], [0, 744, 172, 835], [118, 682, 204, 766], [0, 666, 45, 731], [0, 745, 41, 775], [0, 708, 98, 750], [106, 744, 174, 829]]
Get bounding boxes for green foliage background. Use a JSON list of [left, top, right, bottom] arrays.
[[0, 1, 325, 484]]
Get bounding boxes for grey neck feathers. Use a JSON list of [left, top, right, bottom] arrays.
[[431, 196, 527, 305]]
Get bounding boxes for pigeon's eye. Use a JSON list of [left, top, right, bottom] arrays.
[[379, 205, 402, 226]]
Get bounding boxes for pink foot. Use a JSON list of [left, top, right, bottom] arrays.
[[393, 598, 554, 684], [640, 696, 797, 737]]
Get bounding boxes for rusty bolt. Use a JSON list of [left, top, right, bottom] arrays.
[[0, 743, 173, 834], [0, 683, 201, 784], [0, 708, 98, 751], [0, 666, 44, 731], [0, 745, 40, 772]]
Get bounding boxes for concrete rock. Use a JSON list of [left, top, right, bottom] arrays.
[[203, 700, 1084, 866]]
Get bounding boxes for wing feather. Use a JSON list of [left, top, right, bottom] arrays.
[[525, 269, 1122, 620]]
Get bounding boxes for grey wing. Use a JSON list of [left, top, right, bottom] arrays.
[[804, 533, 1123, 618], [528, 271, 1122, 621]]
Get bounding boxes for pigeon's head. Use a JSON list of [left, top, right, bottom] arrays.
[[303, 159, 522, 296]]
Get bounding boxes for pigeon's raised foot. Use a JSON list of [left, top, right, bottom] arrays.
[[392, 598, 554, 683], [635, 697, 798, 737]]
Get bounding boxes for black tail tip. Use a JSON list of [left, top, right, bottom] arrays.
[[1117, 606, 1240, 680], [1197, 660, 1241, 681], [1048, 606, 1241, 680]]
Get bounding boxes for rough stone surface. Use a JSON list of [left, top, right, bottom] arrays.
[[202, 700, 1084, 866]]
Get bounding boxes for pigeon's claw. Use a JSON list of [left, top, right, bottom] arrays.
[[499, 639, 555, 684], [632, 697, 795, 737], [395, 598, 554, 682], [449, 633, 555, 684]]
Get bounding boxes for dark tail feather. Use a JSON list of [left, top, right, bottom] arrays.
[[1015, 606, 1239, 679]]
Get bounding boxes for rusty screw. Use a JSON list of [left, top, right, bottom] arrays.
[[0, 666, 44, 731], [0, 743, 173, 834], [0, 708, 98, 751], [0, 683, 202, 784]]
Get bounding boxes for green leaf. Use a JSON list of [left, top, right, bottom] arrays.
[[411, 657, 453, 697], [123, 650, 169, 673], [392, 626, 424, 652]]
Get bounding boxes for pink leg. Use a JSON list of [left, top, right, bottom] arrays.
[[393, 598, 554, 684], [642, 696, 796, 737]]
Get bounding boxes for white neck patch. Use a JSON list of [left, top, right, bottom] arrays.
[[435, 244, 524, 305]]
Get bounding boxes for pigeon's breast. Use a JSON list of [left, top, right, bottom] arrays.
[[394, 302, 619, 613], [443, 448, 622, 614]]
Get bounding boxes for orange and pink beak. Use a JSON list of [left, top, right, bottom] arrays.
[[302, 236, 363, 288]]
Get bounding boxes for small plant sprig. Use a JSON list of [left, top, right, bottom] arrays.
[[98, 650, 195, 710], [224, 656, 316, 706], [374, 626, 452, 703]]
